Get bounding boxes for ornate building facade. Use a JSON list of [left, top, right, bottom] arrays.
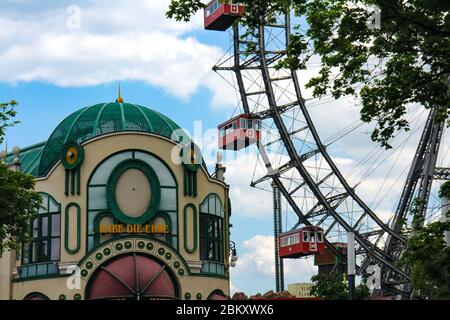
[[0, 101, 230, 300]]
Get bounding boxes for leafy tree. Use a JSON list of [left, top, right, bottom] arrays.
[[310, 272, 348, 300], [0, 101, 41, 254], [0, 164, 41, 253], [0, 100, 19, 145], [398, 197, 450, 299], [310, 272, 370, 300], [167, 0, 450, 148]]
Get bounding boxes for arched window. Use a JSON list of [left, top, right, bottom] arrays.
[[22, 193, 61, 264], [86, 150, 178, 252], [23, 292, 50, 300], [200, 194, 224, 264]]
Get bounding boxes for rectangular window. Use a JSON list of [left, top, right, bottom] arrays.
[[240, 118, 247, 129], [317, 232, 323, 243], [206, 1, 220, 16], [310, 231, 316, 242], [303, 231, 308, 242], [23, 202, 60, 265], [200, 213, 224, 263]]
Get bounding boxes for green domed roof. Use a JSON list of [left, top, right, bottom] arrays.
[[38, 102, 189, 176]]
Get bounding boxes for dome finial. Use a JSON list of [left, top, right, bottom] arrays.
[[116, 81, 124, 103]]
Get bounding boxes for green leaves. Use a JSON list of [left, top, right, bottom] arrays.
[[0, 163, 42, 253], [166, 0, 206, 22], [398, 197, 450, 299], [439, 181, 450, 199], [0, 100, 19, 145], [310, 272, 370, 300], [310, 272, 348, 300], [0, 100, 42, 253]]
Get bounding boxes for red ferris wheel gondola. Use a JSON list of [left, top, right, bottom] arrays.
[[218, 114, 261, 150], [204, 0, 245, 31], [278, 226, 325, 258]]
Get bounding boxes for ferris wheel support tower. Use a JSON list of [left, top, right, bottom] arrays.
[[210, 3, 448, 297]]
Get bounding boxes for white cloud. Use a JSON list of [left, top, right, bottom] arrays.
[[0, 0, 235, 106], [222, 151, 273, 217]]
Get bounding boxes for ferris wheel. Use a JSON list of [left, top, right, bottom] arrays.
[[204, 0, 449, 298]]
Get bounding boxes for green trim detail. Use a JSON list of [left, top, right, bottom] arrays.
[[183, 168, 198, 197], [64, 203, 81, 255], [59, 294, 66, 300], [76, 169, 81, 195], [183, 204, 198, 254], [191, 273, 230, 280], [86, 148, 180, 255], [71, 170, 75, 195], [65, 169, 69, 196], [119, 103, 126, 130], [74, 293, 82, 300], [92, 103, 111, 136], [13, 273, 70, 283], [131, 103, 154, 131], [107, 159, 161, 225], [184, 292, 191, 300], [196, 293, 202, 300]]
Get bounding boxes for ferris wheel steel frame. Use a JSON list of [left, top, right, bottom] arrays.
[[212, 7, 448, 297]]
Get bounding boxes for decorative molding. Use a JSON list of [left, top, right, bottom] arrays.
[[183, 204, 198, 254], [64, 203, 81, 254], [106, 159, 161, 225]]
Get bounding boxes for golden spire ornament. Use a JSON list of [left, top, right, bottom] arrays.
[[116, 81, 124, 103]]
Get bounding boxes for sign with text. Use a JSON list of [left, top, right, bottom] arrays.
[[98, 224, 169, 234]]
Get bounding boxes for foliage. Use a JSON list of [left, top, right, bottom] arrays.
[[0, 163, 41, 253], [398, 198, 450, 299], [167, 0, 205, 22], [0, 101, 42, 253], [439, 180, 450, 199], [167, 0, 450, 148], [310, 272, 348, 299], [0, 100, 19, 145], [310, 272, 370, 300]]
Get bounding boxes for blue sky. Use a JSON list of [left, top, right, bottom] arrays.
[[1, 0, 447, 296]]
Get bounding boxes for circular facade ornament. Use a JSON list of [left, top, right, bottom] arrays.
[[180, 143, 202, 172], [107, 159, 161, 225], [61, 141, 84, 170]]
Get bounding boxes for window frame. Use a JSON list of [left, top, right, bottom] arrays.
[[199, 194, 225, 264], [22, 194, 61, 265]]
